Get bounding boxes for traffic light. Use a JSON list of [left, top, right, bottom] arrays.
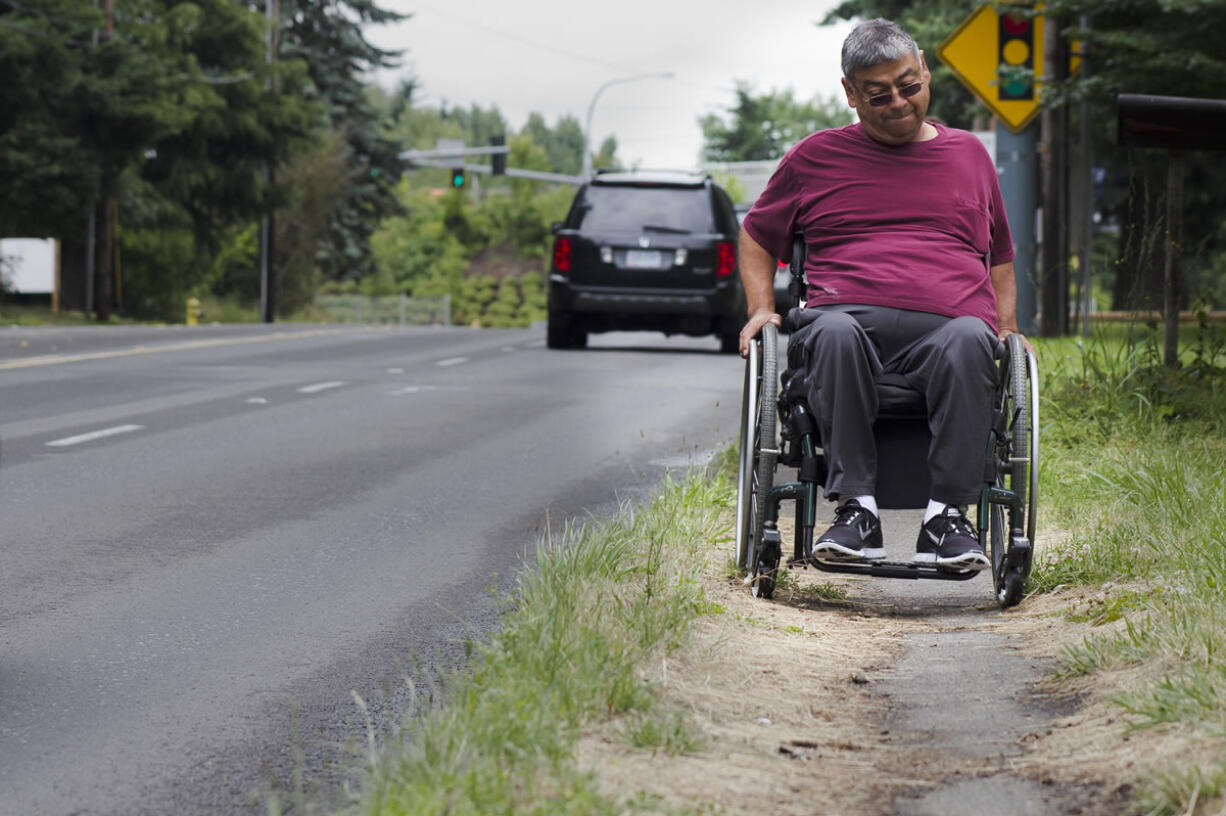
[[491, 135, 506, 175], [997, 8, 1034, 101], [450, 166, 466, 189]]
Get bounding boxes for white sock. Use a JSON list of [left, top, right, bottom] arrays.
[[923, 499, 948, 524], [850, 495, 878, 518]]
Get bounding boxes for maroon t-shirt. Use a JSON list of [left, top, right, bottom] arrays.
[[743, 122, 1014, 332]]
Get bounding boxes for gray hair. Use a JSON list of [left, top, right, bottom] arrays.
[[841, 18, 921, 82]]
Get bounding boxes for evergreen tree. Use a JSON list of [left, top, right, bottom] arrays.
[[0, 0, 99, 236], [280, 0, 409, 285]]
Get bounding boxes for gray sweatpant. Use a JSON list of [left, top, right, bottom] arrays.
[[785, 305, 999, 506]]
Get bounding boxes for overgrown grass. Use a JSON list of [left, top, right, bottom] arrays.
[[0, 302, 135, 326], [1029, 317, 1226, 815], [340, 474, 732, 816]]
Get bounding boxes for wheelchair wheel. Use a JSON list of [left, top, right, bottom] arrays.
[[734, 339, 760, 570], [749, 324, 779, 598], [986, 333, 1039, 608], [735, 323, 780, 593]]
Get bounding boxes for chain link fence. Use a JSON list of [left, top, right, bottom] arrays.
[[312, 293, 451, 326]]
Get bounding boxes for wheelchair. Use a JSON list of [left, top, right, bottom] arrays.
[[734, 236, 1039, 609]]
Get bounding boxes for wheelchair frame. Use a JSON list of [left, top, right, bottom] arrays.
[[734, 237, 1039, 609]]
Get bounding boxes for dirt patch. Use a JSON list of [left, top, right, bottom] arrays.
[[574, 516, 1194, 815], [577, 559, 917, 816]]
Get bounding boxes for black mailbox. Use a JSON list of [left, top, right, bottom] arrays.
[[1117, 93, 1226, 151]]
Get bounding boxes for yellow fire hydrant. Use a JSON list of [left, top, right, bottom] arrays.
[[186, 297, 201, 325]]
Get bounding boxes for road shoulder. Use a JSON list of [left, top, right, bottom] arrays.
[[574, 512, 1147, 815]]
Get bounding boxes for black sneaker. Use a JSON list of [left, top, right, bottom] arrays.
[[813, 500, 885, 563], [914, 506, 990, 571]]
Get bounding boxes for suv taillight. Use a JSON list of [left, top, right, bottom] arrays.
[[716, 241, 736, 278], [552, 236, 572, 273]]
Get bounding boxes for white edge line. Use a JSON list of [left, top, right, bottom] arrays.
[[297, 381, 347, 394], [47, 424, 145, 447], [0, 327, 364, 371]]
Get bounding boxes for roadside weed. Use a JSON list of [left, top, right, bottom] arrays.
[[347, 473, 727, 815], [1029, 324, 1226, 815], [619, 701, 708, 756]]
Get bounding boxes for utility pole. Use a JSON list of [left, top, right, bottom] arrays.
[[94, 0, 117, 322], [998, 124, 1039, 336], [259, 0, 279, 323], [1039, 13, 1070, 336]]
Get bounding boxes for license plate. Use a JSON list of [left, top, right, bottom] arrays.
[[625, 250, 663, 269]]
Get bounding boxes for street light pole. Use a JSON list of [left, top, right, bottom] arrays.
[[582, 72, 674, 178]]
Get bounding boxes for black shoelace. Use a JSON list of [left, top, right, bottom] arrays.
[[834, 502, 872, 528]]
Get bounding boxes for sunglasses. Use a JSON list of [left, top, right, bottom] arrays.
[[866, 81, 924, 107]]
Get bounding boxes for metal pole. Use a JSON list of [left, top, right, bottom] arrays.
[[581, 72, 674, 178], [1079, 15, 1094, 337], [1163, 151, 1185, 368], [996, 124, 1040, 335]]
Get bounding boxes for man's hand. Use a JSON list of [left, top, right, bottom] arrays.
[[998, 328, 1036, 357], [740, 309, 782, 358]]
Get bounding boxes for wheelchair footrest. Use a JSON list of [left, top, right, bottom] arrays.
[[787, 557, 982, 582]]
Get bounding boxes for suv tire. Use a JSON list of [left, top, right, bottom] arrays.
[[719, 327, 740, 355], [547, 312, 586, 350]]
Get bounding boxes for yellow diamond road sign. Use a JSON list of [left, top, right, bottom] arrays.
[[937, 5, 1047, 133]]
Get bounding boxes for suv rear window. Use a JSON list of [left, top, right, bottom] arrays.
[[570, 186, 715, 234]]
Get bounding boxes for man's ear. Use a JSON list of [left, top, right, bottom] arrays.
[[918, 49, 931, 81], [841, 76, 857, 109]]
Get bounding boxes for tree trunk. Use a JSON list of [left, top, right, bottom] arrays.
[[94, 191, 114, 322], [1040, 15, 1070, 337]]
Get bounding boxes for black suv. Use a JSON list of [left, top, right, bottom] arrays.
[[546, 170, 745, 352]]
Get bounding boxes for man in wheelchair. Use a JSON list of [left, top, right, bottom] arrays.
[[738, 18, 1026, 573]]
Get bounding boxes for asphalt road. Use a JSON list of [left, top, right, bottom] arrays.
[[0, 323, 743, 815]]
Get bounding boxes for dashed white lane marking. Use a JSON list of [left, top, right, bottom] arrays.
[[435, 356, 469, 367], [47, 424, 145, 447], [389, 385, 472, 395], [247, 397, 269, 404], [387, 367, 405, 374], [501, 346, 516, 353], [297, 381, 346, 394]]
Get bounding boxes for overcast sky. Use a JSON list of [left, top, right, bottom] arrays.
[[364, 0, 857, 170]]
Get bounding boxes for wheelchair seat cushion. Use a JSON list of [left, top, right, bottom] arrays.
[[781, 368, 926, 419], [876, 373, 926, 417]]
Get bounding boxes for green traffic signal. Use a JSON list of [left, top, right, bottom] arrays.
[[451, 167, 465, 188]]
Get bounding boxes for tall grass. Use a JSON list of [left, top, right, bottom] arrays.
[[343, 474, 731, 816], [1029, 318, 1226, 815]]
